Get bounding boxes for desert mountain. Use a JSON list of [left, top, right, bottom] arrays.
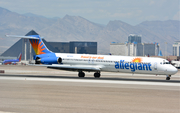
[[0, 7, 179, 55]]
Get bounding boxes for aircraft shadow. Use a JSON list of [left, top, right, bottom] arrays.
[[0, 74, 179, 83]]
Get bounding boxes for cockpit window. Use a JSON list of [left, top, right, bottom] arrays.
[[161, 60, 170, 65], [165, 62, 170, 64], [163, 62, 170, 64]]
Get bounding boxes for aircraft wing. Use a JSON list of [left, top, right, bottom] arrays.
[[47, 64, 102, 72]]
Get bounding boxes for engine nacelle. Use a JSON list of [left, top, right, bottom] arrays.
[[58, 57, 62, 64], [34, 53, 62, 64], [35, 57, 41, 64], [40, 57, 59, 64]]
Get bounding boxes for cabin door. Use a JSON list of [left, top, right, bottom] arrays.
[[154, 62, 157, 70]]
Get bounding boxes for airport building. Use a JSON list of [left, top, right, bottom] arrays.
[[173, 41, 180, 56], [110, 34, 159, 56], [128, 34, 141, 43], [0, 30, 97, 61], [69, 42, 97, 54], [110, 43, 159, 56], [48, 41, 97, 54]]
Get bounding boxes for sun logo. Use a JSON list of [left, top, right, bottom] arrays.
[[29, 39, 46, 55], [132, 58, 142, 63]]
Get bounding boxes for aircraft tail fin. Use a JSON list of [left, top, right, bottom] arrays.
[[6, 30, 52, 55], [18, 53, 22, 62], [29, 35, 52, 55]]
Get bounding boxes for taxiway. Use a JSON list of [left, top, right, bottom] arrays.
[[0, 65, 179, 113]]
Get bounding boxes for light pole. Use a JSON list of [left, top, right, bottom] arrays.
[[165, 42, 167, 59], [142, 43, 144, 56], [24, 39, 27, 61]]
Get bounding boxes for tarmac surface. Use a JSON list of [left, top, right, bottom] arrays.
[[0, 65, 179, 113]]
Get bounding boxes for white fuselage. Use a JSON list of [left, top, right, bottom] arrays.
[[55, 53, 178, 75]]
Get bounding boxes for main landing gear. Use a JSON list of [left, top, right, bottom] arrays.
[[94, 72, 101, 78], [78, 71, 101, 78], [78, 71, 85, 77], [166, 75, 171, 80]]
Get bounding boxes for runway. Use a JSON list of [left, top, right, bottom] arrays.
[[0, 74, 180, 87], [0, 65, 180, 113]]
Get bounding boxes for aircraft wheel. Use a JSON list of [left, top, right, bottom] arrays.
[[166, 77, 170, 80], [78, 71, 85, 77], [94, 72, 101, 78]]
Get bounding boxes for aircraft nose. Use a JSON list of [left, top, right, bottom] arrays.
[[170, 66, 178, 75]]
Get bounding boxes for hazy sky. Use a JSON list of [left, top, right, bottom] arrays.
[[0, 0, 179, 25]]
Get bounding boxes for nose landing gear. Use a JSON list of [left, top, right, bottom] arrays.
[[166, 75, 171, 80]]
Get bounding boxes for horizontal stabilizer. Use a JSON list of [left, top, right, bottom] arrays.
[[5, 35, 39, 39]]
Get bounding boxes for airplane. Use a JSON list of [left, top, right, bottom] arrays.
[[2, 53, 22, 65], [5, 34, 178, 80], [0, 60, 3, 65]]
